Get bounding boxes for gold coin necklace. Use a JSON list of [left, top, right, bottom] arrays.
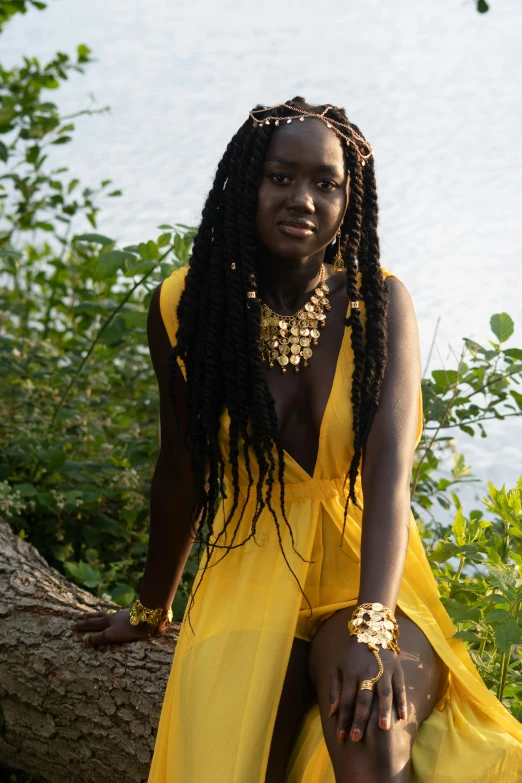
[[259, 264, 331, 374]]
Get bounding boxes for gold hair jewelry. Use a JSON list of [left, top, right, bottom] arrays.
[[129, 598, 173, 627], [259, 264, 330, 374], [249, 103, 373, 165], [105, 609, 117, 615], [348, 602, 400, 691], [333, 228, 344, 273]]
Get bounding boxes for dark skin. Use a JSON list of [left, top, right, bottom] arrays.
[[72, 119, 448, 782]]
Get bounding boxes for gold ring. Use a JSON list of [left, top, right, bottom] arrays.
[[106, 609, 117, 615], [360, 680, 375, 692]]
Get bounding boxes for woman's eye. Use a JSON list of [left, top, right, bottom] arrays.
[[270, 174, 290, 184], [317, 180, 336, 191]]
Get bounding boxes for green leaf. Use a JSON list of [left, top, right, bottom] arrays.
[[486, 608, 510, 624], [138, 240, 159, 261], [452, 508, 466, 546], [454, 629, 483, 644], [64, 560, 102, 588], [101, 315, 126, 346], [0, 141, 8, 163], [14, 483, 37, 497], [157, 232, 171, 248], [510, 391, 522, 411], [77, 43, 91, 61], [443, 598, 481, 624], [464, 339, 485, 356], [0, 107, 15, 128], [44, 447, 67, 471], [110, 583, 135, 607], [504, 349, 522, 361], [490, 313, 514, 344], [94, 250, 134, 280], [124, 260, 156, 277], [51, 136, 73, 145], [431, 369, 458, 393], [75, 232, 115, 246], [25, 144, 40, 165], [494, 615, 522, 655], [477, 0, 489, 12]]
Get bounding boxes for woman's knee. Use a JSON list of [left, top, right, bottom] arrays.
[[334, 707, 415, 783], [366, 707, 414, 775]]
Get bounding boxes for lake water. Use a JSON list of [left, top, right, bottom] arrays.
[[4, 0, 522, 496]]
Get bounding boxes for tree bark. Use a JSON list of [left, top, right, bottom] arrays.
[[0, 519, 178, 783]]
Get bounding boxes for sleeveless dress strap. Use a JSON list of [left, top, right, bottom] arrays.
[[159, 265, 190, 379]]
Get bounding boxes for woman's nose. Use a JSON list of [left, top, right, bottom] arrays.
[[286, 184, 315, 213]]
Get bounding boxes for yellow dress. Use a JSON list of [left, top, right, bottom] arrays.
[[148, 265, 522, 783]]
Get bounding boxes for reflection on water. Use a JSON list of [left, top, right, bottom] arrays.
[[4, 0, 522, 488]]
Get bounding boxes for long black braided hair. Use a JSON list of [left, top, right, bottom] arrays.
[[169, 97, 389, 623]]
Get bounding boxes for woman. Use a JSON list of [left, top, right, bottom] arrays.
[[72, 97, 522, 782]]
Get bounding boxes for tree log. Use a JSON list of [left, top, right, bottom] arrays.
[[0, 519, 178, 783]]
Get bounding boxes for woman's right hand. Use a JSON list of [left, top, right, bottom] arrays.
[[70, 608, 168, 647]]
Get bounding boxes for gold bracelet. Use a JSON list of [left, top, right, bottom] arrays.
[[129, 598, 173, 627], [348, 602, 400, 691]]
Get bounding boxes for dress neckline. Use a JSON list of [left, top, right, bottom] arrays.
[[281, 299, 351, 481]]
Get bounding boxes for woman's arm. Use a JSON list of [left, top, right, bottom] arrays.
[[138, 281, 197, 609], [330, 275, 422, 741], [358, 275, 421, 608], [71, 282, 197, 645]]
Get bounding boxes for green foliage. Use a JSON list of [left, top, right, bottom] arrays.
[[0, 21, 197, 618], [0, 0, 47, 34], [428, 478, 522, 714], [412, 311, 522, 533]]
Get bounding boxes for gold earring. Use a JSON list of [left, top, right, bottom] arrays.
[[333, 228, 344, 273]]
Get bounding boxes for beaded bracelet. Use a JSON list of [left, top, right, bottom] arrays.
[[129, 598, 173, 627], [348, 602, 400, 691]]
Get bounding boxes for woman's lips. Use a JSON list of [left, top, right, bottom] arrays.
[[277, 223, 315, 238]]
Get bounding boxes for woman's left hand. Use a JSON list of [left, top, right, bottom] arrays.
[[328, 634, 407, 743]]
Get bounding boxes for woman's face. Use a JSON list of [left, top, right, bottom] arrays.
[[256, 118, 349, 262]]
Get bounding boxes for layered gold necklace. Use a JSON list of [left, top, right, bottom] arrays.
[[259, 265, 331, 373]]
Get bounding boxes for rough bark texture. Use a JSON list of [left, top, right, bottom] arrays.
[[0, 519, 178, 783]]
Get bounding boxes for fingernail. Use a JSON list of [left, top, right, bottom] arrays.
[[82, 637, 89, 647], [379, 717, 390, 730], [70, 623, 76, 630], [337, 730, 346, 744], [350, 729, 361, 742], [400, 708, 407, 720], [328, 704, 334, 718]]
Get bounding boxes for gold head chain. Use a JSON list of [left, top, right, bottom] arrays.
[[248, 103, 373, 165]]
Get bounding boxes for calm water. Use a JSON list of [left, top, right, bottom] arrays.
[[4, 0, 522, 493]]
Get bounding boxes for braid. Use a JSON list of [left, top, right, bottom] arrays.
[[171, 97, 388, 627]]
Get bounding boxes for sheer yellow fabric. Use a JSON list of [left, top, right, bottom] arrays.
[[149, 265, 522, 782]]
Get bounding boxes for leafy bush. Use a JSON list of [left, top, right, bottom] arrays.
[[0, 6, 197, 618], [428, 479, 522, 714]]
